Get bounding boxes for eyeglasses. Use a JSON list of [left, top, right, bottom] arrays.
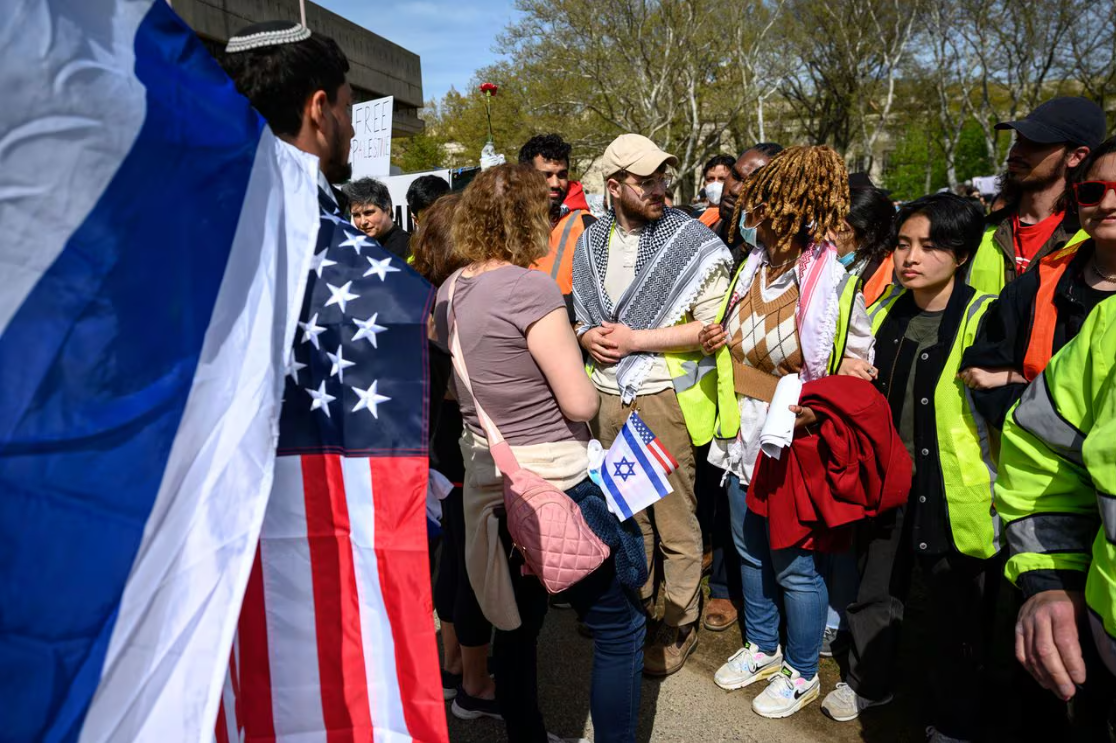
[[622, 174, 674, 194], [1074, 180, 1116, 206]]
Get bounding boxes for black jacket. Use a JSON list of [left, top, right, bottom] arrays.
[[872, 280, 979, 555], [960, 240, 1099, 428], [379, 225, 412, 260]]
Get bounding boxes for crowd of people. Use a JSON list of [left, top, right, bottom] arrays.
[[216, 20, 1116, 743]]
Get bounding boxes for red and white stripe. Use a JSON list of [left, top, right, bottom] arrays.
[[646, 438, 679, 474], [219, 454, 448, 743]]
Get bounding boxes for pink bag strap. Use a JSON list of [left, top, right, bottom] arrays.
[[446, 271, 521, 476]]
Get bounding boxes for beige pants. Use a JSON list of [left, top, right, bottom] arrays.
[[592, 388, 701, 627]]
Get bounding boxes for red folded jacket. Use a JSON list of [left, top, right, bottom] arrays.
[[748, 376, 912, 551]]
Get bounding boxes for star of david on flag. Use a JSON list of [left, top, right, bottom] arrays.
[[597, 411, 679, 520]]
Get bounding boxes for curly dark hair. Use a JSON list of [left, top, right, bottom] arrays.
[[703, 154, 736, 179], [517, 134, 572, 167], [219, 31, 349, 137]]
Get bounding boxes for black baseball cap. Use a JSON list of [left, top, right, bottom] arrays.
[[995, 96, 1106, 150]]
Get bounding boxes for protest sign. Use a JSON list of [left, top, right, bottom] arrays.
[[350, 96, 393, 178]]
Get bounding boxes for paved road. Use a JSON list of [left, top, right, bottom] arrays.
[[442, 594, 928, 743]]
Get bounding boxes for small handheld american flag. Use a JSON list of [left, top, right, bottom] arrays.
[[597, 411, 678, 520]]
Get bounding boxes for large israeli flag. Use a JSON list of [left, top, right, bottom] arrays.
[[0, 1, 319, 740]]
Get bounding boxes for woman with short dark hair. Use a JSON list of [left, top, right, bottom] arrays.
[[822, 193, 1002, 743]]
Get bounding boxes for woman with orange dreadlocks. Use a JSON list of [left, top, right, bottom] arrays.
[[698, 146, 879, 718]]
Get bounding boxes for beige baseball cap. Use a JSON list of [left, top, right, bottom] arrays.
[[600, 134, 679, 178]]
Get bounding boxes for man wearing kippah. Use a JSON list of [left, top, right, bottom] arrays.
[[217, 22, 446, 742], [572, 134, 732, 676]]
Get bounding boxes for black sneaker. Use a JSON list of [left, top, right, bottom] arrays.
[[441, 669, 462, 700], [451, 687, 502, 721]]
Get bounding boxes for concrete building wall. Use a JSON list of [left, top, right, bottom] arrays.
[[171, 0, 424, 135]]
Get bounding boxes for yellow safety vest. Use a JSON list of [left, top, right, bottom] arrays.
[[965, 225, 1089, 296], [869, 284, 999, 558], [996, 296, 1116, 674]]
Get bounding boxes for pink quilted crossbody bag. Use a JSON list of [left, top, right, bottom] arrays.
[[447, 272, 608, 594]]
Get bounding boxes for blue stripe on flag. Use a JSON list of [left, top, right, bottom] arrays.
[[621, 424, 669, 498], [600, 465, 635, 520], [0, 3, 265, 740]]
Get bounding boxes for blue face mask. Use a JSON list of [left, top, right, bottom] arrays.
[[738, 209, 759, 247], [837, 251, 857, 267]]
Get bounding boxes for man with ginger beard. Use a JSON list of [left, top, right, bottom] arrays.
[[572, 134, 731, 676], [965, 97, 1104, 296]]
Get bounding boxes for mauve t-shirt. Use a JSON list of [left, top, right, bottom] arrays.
[[435, 265, 590, 447]]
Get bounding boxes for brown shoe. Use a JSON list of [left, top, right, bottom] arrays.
[[643, 623, 698, 677], [701, 549, 713, 576], [702, 598, 738, 632]]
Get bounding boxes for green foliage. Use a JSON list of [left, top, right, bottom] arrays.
[[391, 130, 447, 174], [884, 121, 945, 200]]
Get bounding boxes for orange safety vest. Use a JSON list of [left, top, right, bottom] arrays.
[[862, 254, 895, 306], [533, 210, 589, 294], [698, 207, 720, 228], [1022, 243, 1081, 381]]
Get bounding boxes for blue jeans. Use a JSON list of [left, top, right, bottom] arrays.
[[727, 474, 828, 679], [824, 548, 859, 631], [495, 523, 644, 742]]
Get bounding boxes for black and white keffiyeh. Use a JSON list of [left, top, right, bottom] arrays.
[[572, 207, 730, 402]]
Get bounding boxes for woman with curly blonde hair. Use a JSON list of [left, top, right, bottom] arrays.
[[700, 146, 877, 719], [434, 163, 648, 743]]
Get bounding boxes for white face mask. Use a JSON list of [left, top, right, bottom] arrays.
[[738, 206, 762, 247], [704, 181, 724, 206]]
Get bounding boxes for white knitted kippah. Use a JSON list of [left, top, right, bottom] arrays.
[[225, 21, 312, 54]]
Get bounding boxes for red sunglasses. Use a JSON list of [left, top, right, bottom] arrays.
[[1074, 180, 1116, 206]]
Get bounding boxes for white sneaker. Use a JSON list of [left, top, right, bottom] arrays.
[[821, 681, 892, 722], [714, 642, 783, 690], [751, 663, 820, 719]]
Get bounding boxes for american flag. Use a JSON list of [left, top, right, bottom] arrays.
[[219, 183, 448, 743], [597, 411, 678, 521]]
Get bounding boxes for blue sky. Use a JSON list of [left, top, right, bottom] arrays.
[[317, 0, 519, 104]]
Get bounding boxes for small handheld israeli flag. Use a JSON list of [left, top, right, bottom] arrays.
[[594, 411, 678, 520]]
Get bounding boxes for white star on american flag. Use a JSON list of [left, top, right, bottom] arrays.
[[364, 256, 401, 281], [352, 313, 387, 348], [325, 281, 359, 313], [310, 248, 336, 278], [351, 379, 390, 418], [299, 313, 326, 349], [339, 232, 371, 255], [305, 380, 336, 417], [326, 343, 356, 382]]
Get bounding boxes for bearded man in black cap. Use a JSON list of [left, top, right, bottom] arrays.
[[964, 96, 1106, 296], [216, 21, 446, 743]]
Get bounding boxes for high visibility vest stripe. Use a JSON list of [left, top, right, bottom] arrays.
[[550, 212, 580, 281], [1005, 512, 1101, 555], [1013, 373, 1086, 467], [1099, 492, 1116, 544]]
